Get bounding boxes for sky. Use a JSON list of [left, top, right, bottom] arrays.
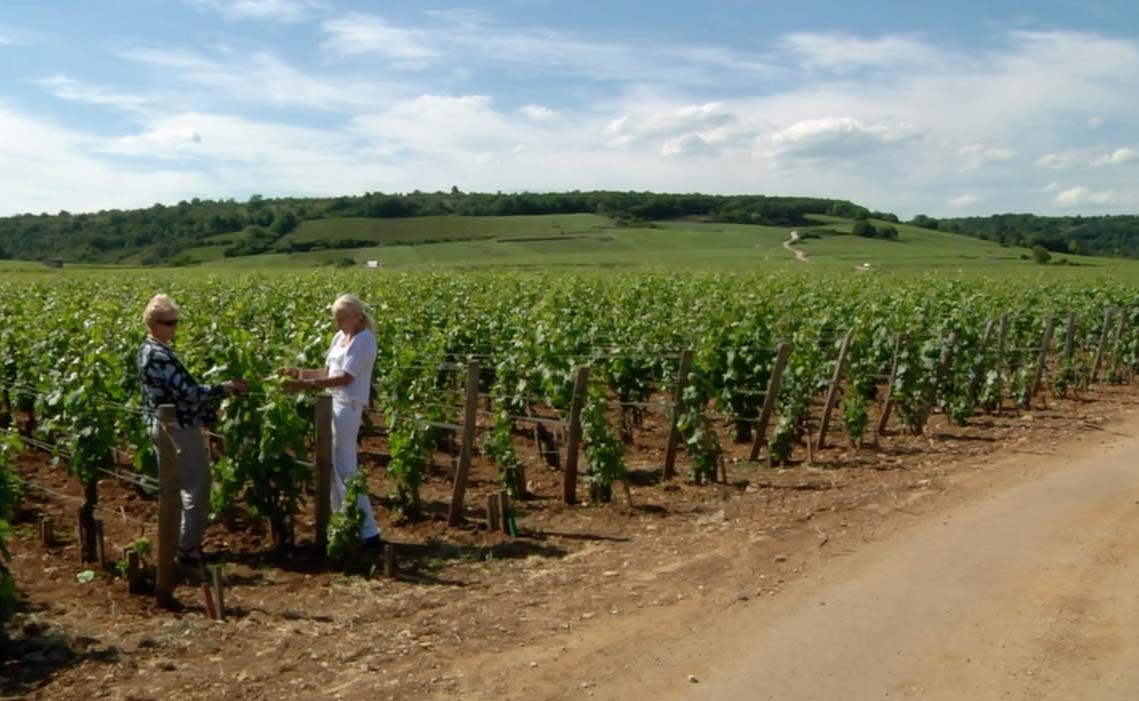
[[1, 0, 1137, 219]]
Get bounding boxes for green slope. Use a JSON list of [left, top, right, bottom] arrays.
[[200, 214, 1139, 277], [281, 213, 613, 246]]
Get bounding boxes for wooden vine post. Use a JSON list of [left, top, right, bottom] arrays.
[[562, 366, 590, 505], [1113, 308, 1130, 380], [447, 360, 480, 526], [969, 319, 996, 400], [921, 332, 957, 432], [816, 329, 854, 450], [1064, 311, 1077, 364], [876, 334, 907, 437], [155, 404, 180, 608], [663, 350, 693, 480], [314, 394, 332, 551], [994, 313, 1011, 413], [1092, 308, 1115, 384], [1023, 316, 1056, 407], [750, 343, 792, 461]]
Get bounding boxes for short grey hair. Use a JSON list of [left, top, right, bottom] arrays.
[[143, 294, 179, 327]]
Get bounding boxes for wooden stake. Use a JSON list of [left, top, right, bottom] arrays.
[[750, 343, 792, 461], [155, 404, 179, 608], [38, 514, 53, 547], [210, 566, 226, 622], [816, 329, 854, 450], [969, 320, 996, 400], [499, 490, 512, 535], [95, 520, 106, 568], [922, 332, 957, 432], [383, 544, 396, 577], [314, 394, 332, 552], [486, 492, 501, 531], [1092, 308, 1114, 384], [447, 360, 481, 526], [876, 334, 907, 437], [563, 366, 590, 505], [125, 549, 143, 595], [1113, 309, 1129, 378], [202, 583, 219, 621], [664, 351, 693, 480], [994, 314, 1011, 413], [1064, 311, 1077, 363], [1024, 316, 1056, 407]]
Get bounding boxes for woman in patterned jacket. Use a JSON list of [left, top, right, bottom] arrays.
[[138, 294, 246, 566]]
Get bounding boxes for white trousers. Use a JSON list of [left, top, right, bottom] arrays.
[[330, 398, 380, 539]]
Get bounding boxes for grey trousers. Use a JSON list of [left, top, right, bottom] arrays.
[[149, 424, 211, 552]]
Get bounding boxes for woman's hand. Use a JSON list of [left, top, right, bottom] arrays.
[[282, 379, 308, 394], [224, 379, 249, 395]]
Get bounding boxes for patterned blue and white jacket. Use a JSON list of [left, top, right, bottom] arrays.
[[137, 337, 226, 429]]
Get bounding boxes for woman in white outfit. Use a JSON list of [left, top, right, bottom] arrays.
[[281, 294, 381, 546]]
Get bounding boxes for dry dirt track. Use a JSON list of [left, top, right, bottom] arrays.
[[598, 423, 1139, 701], [472, 413, 1139, 701], [784, 230, 809, 262]]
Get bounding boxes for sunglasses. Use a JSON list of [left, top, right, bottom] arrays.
[[156, 319, 180, 327]]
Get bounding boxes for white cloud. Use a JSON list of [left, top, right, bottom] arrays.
[[121, 47, 401, 110], [318, 12, 771, 86], [519, 104, 558, 122], [38, 75, 151, 113], [1054, 186, 1116, 207], [1042, 181, 1061, 193], [948, 193, 980, 208], [1088, 116, 1103, 128], [321, 13, 438, 61], [116, 126, 203, 152], [781, 33, 944, 73], [767, 117, 918, 159], [190, 0, 321, 23], [0, 103, 204, 215], [1090, 147, 1136, 167], [661, 128, 733, 159], [958, 144, 1015, 170], [1035, 151, 1085, 169], [6, 25, 1139, 218]]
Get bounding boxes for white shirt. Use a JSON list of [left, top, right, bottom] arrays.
[[325, 329, 377, 406]]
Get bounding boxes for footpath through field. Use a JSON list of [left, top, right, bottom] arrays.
[[784, 230, 809, 262], [486, 411, 1139, 701]]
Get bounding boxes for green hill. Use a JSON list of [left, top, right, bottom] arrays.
[[198, 214, 1137, 278]]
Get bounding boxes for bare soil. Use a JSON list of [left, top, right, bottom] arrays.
[[3, 385, 1136, 700]]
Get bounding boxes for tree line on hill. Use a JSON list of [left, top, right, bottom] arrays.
[[0, 190, 875, 264], [907, 213, 1139, 258]]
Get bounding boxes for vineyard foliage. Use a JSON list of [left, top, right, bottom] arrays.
[[1, 271, 1139, 597]]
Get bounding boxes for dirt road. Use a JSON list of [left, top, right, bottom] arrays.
[[784, 230, 808, 262], [589, 422, 1139, 700]]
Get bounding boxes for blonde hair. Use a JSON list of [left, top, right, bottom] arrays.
[[331, 293, 375, 331], [143, 294, 179, 327]]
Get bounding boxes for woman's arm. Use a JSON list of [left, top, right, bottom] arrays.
[[279, 367, 330, 380], [284, 371, 352, 393]]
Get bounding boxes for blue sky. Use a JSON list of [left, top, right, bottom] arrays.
[[1, 0, 1137, 218]]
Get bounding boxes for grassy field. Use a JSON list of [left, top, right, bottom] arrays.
[[200, 213, 1137, 277], [7, 213, 1139, 278], [281, 213, 612, 246]]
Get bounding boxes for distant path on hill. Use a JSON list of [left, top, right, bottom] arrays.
[[784, 230, 809, 262]]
